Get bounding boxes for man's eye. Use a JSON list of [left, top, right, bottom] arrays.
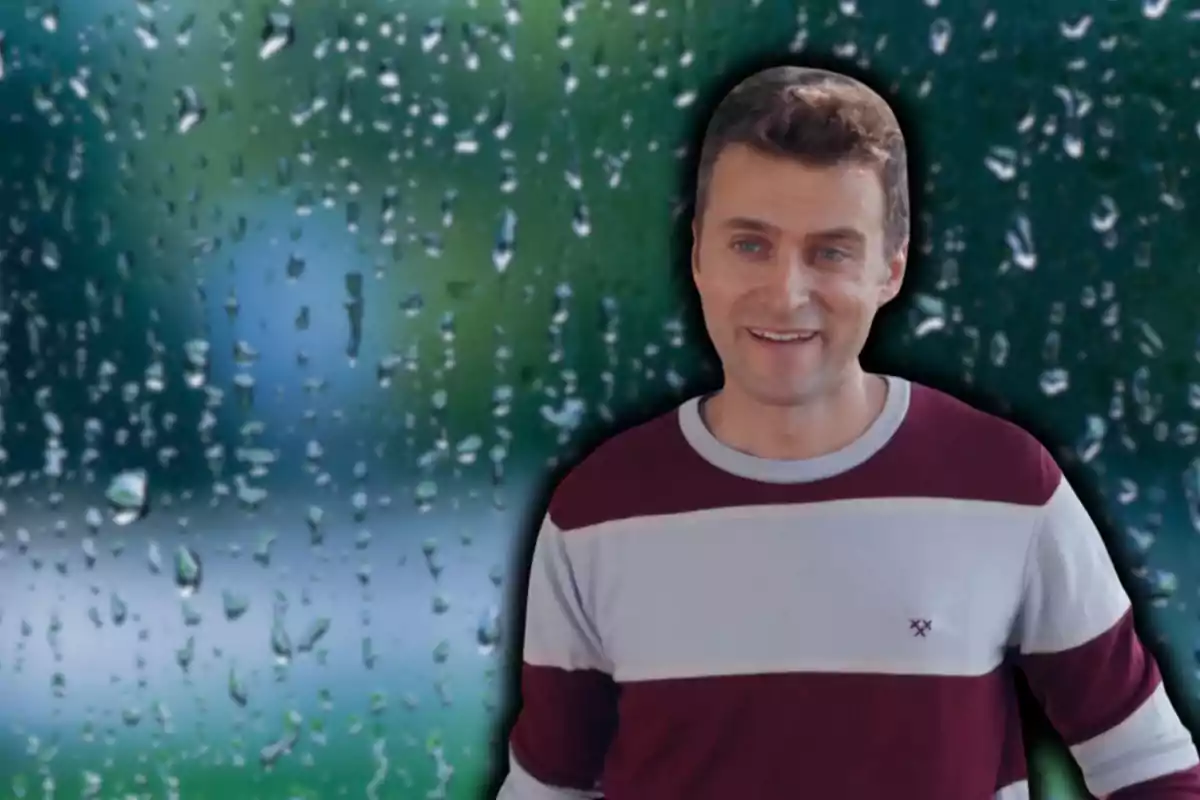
[[817, 247, 849, 262], [731, 239, 766, 255]]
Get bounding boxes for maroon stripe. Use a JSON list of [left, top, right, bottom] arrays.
[[550, 383, 1061, 532], [510, 664, 619, 790], [598, 666, 1018, 799], [1018, 609, 1161, 746], [1109, 767, 1200, 797], [997, 672, 1029, 789]]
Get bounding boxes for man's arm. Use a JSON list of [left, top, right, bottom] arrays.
[[1013, 451, 1200, 798], [497, 514, 618, 799]]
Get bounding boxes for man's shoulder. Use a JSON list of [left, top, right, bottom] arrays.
[[901, 380, 1060, 502], [547, 403, 690, 532], [906, 380, 1042, 450]]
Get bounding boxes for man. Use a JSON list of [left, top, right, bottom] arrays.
[[496, 66, 1200, 799]]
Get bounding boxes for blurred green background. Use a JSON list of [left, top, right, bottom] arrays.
[[0, 1, 1197, 798]]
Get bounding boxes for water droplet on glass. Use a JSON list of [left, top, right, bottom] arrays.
[[913, 293, 947, 337], [259, 12, 295, 60], [493, 209, 517, 273], [297, 617, 330, 653], [135, 18, 161, 49], [84, 507, 103, 531], [415, 480, 438, 512], [1090, 195, 1119, 233], [456, 435, 483, 465], [182, 599, 202, 626], [153, 702, 173, 734], [271, 619, 293, 664], [253, 533, 275, 566], [352, 490, 369, 521], [236, 476, 268, 508], [174, 546, 202, 596], [929, 18, 952, 54], [572, 200, 591, 237], [1005, 214, 1037, 270], [674, 88, 697, 108], [1059, 15, 1092, 39], [259, 727, 298, 768], [422, 538, 443, 579], [1040, 368, 1070, 396], [984, 146, 1018, 182], [176, 637, 195, 673], [362, 636, 377, 670], [477, 606, 501, 655], [1183, 459, 1200, 534], [174, 87, 206, 134], [541, 397, 586, 431], [1133, 319, 1164, 358], [40, 6, 59, 32], [1142, 0, 1170, 19], [378, 59, 401, 88], [78, 535, 97, 567], [106, 470, 148, 525], [1076, 415, 1107, 463], [421, 17, 445, 52], [306, 505, 324, 543], [110, 592, 128, 626], [1143, 569, 1178, 606], [229, 667, 249, 707], [223, 590, 249, 621]]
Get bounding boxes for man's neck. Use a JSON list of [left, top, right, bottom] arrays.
[[701, 367, 888, 461]]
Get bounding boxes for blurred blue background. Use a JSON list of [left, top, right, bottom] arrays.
[[0, 1, 1197, 798]]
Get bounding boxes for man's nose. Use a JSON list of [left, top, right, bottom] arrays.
[[768, 254, 814, 305]]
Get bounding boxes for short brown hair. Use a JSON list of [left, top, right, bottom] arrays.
[[695, 66, 910, 258]]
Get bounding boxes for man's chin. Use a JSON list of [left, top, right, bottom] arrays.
[[740, 375, 830, 407]]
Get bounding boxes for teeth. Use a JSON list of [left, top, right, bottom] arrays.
[[750, 329, 815, 342]]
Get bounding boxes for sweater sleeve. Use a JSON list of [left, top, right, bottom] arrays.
[[1013, 454, 1200, 798], [497, 515, 617, 800]]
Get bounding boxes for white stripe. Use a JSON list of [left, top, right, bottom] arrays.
[[1070, 683, 1200, 797], [546, 497, 1038, 680], [496, 748, 602, 800], [1017, 478, 1131, 654], [994, 779, 1029, 800], [523, 518, 611, 672]]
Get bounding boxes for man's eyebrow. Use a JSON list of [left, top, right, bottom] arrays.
[[719, 216, 780, 233], [807, 226, 867, 244]]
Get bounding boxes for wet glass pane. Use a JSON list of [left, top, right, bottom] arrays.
[[0, 1, 1196, 798]]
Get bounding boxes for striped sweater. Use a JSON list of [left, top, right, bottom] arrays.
[[499, 376, 1200, 799]]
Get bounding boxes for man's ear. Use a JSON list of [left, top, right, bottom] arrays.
[[691, 218, 702, 277], [880, 237, 908, 304]]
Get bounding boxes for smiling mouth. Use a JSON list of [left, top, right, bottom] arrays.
[[747, 328, 819, 343]]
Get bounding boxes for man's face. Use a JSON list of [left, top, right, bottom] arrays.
[[692, 144, 906, 406]]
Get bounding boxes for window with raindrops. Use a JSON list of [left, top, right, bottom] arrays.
[[0, 1, 1196, 799]]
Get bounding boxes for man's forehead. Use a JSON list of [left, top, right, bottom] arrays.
[[705, 151, 886, 237]]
